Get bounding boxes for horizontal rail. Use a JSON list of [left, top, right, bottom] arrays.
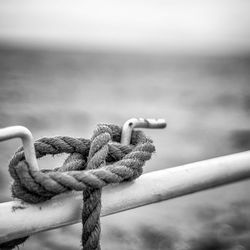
[[1, 151, 250, 243]]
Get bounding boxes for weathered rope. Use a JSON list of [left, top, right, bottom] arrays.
[[0, 124, 155, 250]]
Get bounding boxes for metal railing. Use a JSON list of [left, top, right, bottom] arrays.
[[0, 121, 250, 244]]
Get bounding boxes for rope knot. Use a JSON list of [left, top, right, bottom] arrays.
[[6, 124, 155, 250]]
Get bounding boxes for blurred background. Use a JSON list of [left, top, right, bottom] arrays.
[[0, 0, 250, 249]]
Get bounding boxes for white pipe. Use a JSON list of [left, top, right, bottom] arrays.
[[0, 126, 39, 171], [0, 151, 250, 243], [121, 118, 166, 145]]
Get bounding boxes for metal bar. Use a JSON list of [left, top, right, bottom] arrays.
[[0, 126, 39, 171], [121, 118, 167, 145], [1, 151, 250, 243]]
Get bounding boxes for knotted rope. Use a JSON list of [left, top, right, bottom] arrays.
[[0, 124, 155, 250]]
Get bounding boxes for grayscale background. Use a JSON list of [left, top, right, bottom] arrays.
[[0, 0, 250, 249]]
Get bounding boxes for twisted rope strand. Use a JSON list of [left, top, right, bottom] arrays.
[[81, 125, 111, 250]]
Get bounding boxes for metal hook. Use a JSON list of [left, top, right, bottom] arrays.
[[121, 118, 167, 145], [0, 126, 39, 171]]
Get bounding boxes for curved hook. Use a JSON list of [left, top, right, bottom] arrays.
[[121, 118, 167, 145], [0, 126, 39, 171]]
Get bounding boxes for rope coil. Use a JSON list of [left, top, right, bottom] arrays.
[[1, 124, 155, 250]]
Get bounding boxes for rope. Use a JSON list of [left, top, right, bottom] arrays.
[[0, 124, 155, 250]]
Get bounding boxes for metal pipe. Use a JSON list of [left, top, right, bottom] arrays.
[[0, 150, 250, 243], [121, 118, 167, 145], [0, 126, 39, 171]]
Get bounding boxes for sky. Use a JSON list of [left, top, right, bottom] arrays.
[[0, 0, 250, 54]]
